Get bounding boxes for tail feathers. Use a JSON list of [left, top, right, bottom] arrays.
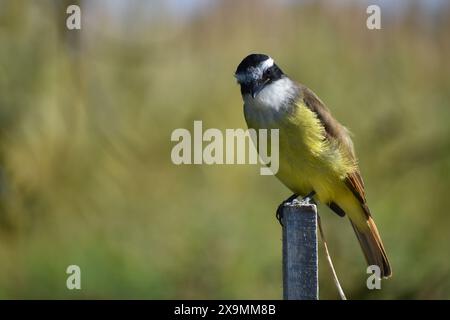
[[350, 217, 392, 278]]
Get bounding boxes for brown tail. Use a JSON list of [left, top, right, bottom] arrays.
[[350, 216, 392, 278]]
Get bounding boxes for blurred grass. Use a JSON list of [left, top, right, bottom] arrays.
[[0, 0, 449, 299]]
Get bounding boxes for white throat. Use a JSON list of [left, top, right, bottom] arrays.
[[244, 77, 297, 112]]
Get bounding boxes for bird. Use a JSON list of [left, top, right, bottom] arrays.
[[234, 53, 391, 278]]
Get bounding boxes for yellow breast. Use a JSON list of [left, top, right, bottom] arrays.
[[246, 100, 356, 202]]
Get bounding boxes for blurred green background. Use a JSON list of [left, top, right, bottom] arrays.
[[0, 0, 450, 299]]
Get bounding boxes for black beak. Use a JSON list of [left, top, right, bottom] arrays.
[[251, 79, 270, 98]]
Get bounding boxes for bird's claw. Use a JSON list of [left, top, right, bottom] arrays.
[[276, 191, 316, 226], [276, 193, 299, 226], [299, 196, 316, 206], [276, 204, 284, 226]]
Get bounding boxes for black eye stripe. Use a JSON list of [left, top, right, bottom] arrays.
[[264, 66, 276, 78], [265, 65, 283, 82]]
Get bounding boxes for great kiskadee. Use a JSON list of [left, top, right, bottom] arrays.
[[235, 53, 391, 278]]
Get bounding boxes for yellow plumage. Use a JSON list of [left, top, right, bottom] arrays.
[[248, 100, 358, 217]]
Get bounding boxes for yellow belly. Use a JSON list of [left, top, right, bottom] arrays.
[[246, 100, 356, 205]]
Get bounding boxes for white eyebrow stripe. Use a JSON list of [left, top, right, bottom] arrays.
[[260, 58, 274, 71], [235, 57, 274, 84]]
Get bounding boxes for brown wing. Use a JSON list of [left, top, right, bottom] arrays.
[[301, 85, 390, 276], [345, 171, 367, 204], [300, 85, 369, 213]]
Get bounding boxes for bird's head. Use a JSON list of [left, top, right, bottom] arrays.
[[235, 53, 285, 99]]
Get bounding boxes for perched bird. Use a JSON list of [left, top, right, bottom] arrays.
[[235, 53, 391, 278]]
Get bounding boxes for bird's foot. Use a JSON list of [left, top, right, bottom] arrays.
[[276, 193, 299, 226], [299, 191, 317, 206], [276, 191, 317, 226]]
